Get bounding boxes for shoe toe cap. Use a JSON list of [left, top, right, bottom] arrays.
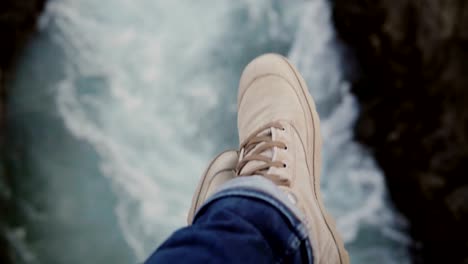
[[238, 53, 302, 105]]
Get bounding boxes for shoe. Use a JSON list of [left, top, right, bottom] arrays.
[[187, 150, 238, 224], [236, 54, 349, 263]]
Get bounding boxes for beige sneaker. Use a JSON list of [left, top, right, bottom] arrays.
[[187, 150, 238, 224], [236, 54, 349, 264]]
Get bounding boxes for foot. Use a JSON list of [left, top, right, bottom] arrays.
[[187, 54, 349, 263], [236, 54, 349, 263]]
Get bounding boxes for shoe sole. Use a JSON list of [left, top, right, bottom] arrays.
[[277, 54, 350, 264]]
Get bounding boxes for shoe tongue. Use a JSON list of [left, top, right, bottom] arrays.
[[238, 127, 276, 176]]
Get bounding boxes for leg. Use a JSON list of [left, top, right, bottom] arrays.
[[145, 54, 349, 264], [145, 192, 309, 264]]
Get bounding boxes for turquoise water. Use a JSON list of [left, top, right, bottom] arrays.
[[7, 0, 410, 263]]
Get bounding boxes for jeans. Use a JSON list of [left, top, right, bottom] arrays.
[[144, 176, 314, 264]]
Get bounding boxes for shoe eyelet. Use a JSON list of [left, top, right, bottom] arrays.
[[281, 127, 286, 131], [284, 146, 288, 150], [283, 163, 287, 168]]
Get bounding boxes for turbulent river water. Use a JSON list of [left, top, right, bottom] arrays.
[[6, 0, 411, 263]]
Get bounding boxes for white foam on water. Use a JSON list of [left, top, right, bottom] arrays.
[[24, 0, 413, 262], [47, 0, 248, 258]]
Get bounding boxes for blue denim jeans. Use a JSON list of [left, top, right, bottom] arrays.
[[144, 176, 314, 264]]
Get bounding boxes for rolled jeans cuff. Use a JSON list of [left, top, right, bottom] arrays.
[[194, 175, 314, 263]]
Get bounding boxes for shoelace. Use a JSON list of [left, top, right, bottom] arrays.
[[236, 121, 290, 186]]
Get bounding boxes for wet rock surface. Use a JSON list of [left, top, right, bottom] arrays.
[[0, 0, 46, 263], [332, 0, 468, 263]]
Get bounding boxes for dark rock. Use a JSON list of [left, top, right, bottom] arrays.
[[0, 0, 47, 263], [0, 0, 46, 68], [332, 0, 468, 263]]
